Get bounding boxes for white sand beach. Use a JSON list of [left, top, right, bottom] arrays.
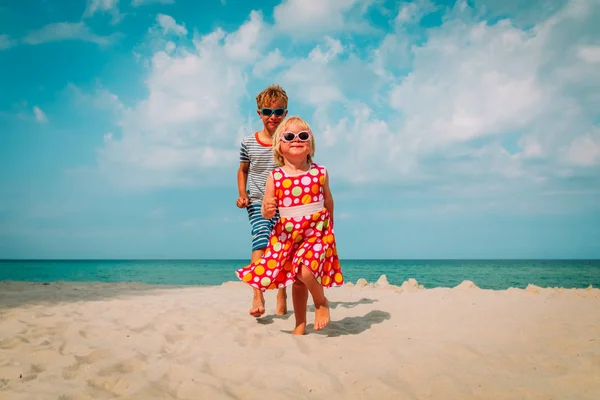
[[1, 278, 599, 400]]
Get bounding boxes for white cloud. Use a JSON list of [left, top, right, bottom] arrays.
[[276, 0, 600, 192], [67, 83, 126, 115], [396, 0, 438, 24], [273, 0, 375, 36], [252, 49, 285, 78], [562, 130, 600, 167], [22, 22, 119, 46], [132, 0, 175, 6], [223, 11, 265, 62], [308, 36, 344, 63], [389, 18, 544, 145], [472, 0, 569, 27], [279, 37, 381, 108], [84, 0, 119, 15], [0, 34, 16, 50], [83, 0, 122, 23], [76, 0, 600, 198], [33, 106, 48, 124], [156, 14, 188, 36], [74, 14, 271, 190], [165, 41, 176, 52], [577, 45, 600, 63]]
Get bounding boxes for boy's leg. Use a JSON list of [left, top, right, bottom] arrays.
[[248, 248, 288, 317], [248, 203, 269, 317], [296, 265, 330, 331], [291, 280, 309, 335], [275, 287, 288, 316], [247, 203, 289, 317]]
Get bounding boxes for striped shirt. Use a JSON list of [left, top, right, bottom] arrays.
[[240, 132, 278, 205]]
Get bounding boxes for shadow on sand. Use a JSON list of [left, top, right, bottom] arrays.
[[309, 310, 391, 337], [308, 297, 377, 312], [0, 281, 186, 309], [257, 298, 377, 325], [281, 310, 391, 337], [256, 312, 293, 325]]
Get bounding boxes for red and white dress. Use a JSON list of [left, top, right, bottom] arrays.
[[236, 163, 343, 291]]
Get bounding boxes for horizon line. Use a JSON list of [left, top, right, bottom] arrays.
[[1, 258, 599, 262]]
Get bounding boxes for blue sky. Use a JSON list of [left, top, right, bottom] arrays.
[[1, 0, 599, 259]]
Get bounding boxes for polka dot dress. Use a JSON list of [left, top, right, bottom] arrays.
[[236, 163, 343, 291]]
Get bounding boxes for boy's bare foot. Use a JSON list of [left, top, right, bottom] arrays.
[[275, 289, 288, 316], [249, 291, 265, 317], [314, 298, 330, 331], [292, 322, 306, 335]]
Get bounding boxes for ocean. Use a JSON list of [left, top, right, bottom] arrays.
[[1, 259, 599, 289]]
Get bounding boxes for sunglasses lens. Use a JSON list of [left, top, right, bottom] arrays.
[[283, 132, 295, 141], [274, 108, 285, 116], [298, 132, 310, 141], [261, 108, 273, 116]]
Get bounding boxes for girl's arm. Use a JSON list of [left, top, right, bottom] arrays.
[[261, 172, 277, 219], [323, 170, 334, 225]]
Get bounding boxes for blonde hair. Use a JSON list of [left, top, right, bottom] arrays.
[[272, 116, 316, 167], [256, 84, 288, 109]]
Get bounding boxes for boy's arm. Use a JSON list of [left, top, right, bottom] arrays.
[[323, 170, 334, 225], [237, 162, 249, 197], [236, 162, 250, 208], [236, 140, 250, 208]]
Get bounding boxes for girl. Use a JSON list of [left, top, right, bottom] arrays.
[[236, 116, 343, 335]]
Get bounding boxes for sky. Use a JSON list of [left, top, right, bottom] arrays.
[[0, 0, 599, 260]]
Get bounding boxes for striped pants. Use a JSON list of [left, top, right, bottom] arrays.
[[247, 203, 279, 251]]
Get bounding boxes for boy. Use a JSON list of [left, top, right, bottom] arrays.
[[236, 84, 289, 317]]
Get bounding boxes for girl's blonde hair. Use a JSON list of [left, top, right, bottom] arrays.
[[272, 116, 316, 167]]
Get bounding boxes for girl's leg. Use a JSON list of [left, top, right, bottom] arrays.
[[249, 249, 266, 317], [296, 265, 330, 331], [292, 280, 309, 335]]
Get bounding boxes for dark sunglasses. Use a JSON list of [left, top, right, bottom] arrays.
[[260, 108, 286, 117], [281, 130, 312, 143]]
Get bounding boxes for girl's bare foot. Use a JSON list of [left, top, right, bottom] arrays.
[[275, 288, 288, 316], [249, 290, 265, 317], [314, 298, 330, 330], [292, 322, 306, 335]]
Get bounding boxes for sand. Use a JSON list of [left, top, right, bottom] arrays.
[[1, 278, 599, 400]]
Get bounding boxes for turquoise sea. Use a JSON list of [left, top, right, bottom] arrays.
[[1, 259, 599, 289]]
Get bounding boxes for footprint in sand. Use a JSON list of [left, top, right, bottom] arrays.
[[165, 332, 188, 344], [74, 348, 114, 364], [162, 333, 191, 355], [129, 323, 154, 334], [62, 363, 82, 380], [97, 357, 147, 377], [63, 349, 114, 379], [88, 357, 150, 397]]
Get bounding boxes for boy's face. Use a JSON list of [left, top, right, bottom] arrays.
[[257, 99, 287, 135]]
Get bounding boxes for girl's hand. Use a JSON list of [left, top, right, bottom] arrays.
[[262, 197, 278, 219]]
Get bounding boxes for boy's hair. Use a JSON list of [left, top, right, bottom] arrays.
[[272, 116, 316, 167], [256, 84, 289, 109]]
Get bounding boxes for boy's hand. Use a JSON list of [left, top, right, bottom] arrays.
[[262, 197, 277, 219], [236, 195, 249, 208]]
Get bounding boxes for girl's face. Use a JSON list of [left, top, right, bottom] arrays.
[[279, 121, 311, 160]]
